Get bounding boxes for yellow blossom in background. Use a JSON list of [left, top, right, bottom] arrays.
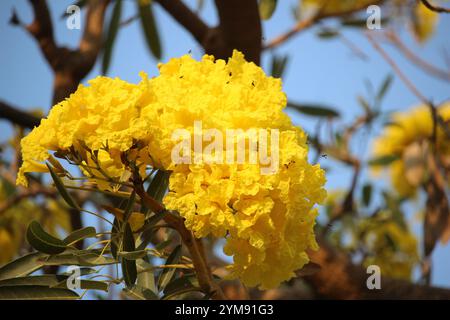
[[362, 220, 418, 280], [412, 1, 439, 43], [16, 50, 327, 289], [0, 228, 19, 265], [372, 103, 450, 197]]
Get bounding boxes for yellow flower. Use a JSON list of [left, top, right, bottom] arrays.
[[17, 50, 327, 289], [412, 1, 439, 43], [372, 103, 450, 197], [362, 220, 418, 280], [0, 228, 18, 265]]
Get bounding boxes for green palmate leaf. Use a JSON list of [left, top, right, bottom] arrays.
[[0, 252, 47, 281], [138, 1, 162, 59], [362, 183, 373, 207], [0, 286, 79, 300], [63, 227, 97, 245], [377, 74, 393, 102], [368, 154, 400, 166], [259, 0, 278, 20], [46, 163, 79, 209], [102, 0, 123, 74], [288, 103, 340, 118], [121, 222, 137, 288], [158, 245, 182, 290], [27, 220, 67, 255]]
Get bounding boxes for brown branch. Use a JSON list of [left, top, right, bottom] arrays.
[[212, 0, 262, 65], [264, 0, 385, 50], [0, 100, 41, 129], [421, 0, 450, 13], [154, 0, 210, 46], [132, 177, 225, 300], [302, 237, 450, 299], [0, 188, 55, 216], [25, 0, 62, 69]]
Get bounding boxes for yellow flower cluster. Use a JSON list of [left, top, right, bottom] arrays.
[[372, 103, 450, 197], [17, 50, 326, 289], [362, 220, 418, 280]]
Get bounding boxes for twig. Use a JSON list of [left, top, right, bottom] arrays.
[[366, 32, 429, 104], [0, 100, 41, 128], [386, 31, 450, 82], [264, 0, 385, 50], [421, 0, 450, 13]]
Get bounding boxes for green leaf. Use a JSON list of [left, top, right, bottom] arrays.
[[158, 245, 182, 290], [138, 1, 162, 59], [377, 74, 393, 102], [368, 154, 400, 166], [163, 273, 200, 299], [357, 95, 371, 114], [44, 250, 116, 267], [137, 259, 157, 296], [102, 0, 123, 74], [121, 222, 137, 288], [46, 163, 79, 209], [0, 286, 79, 300], [119, 250, 148, 260], [0, 253, 47, 280], [288, 103, 340, 118], [316, 29, 340, 39], [0, 275, 108, 292], [27, 220, 67, 255], [110, 217, 121, 259], [63, 227, 97, 245], [270, 54, 289, 79], [53, 279, 109, 292], [147, 170, 170, 203], [123, 190, 136, 223], [362, 183, 373, 207], [259, 0, 277, 20]]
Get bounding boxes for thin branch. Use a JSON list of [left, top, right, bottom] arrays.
[[366, 32, 429, 104], [264, 0, 385, 50], [25, 0, 62, 69], [0, 100, 41, 129], [0, 188, 56, 216], [421, 0, 450, 13], [386, 31, 450, 82], [154, 0, 210, 45]]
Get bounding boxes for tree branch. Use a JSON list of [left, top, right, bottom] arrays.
[[213, 0, 262, 65], [303, 237, 450, 299], [154, 0, 210, 45], [421, 0, 450, 13], [0, 100, 41, 129], [264, 0, 384, 50]]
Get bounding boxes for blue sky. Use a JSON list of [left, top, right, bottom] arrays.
[[1, 0, 449, 288]]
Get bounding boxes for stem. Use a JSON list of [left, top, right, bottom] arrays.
[[134, 182, 226, 300]]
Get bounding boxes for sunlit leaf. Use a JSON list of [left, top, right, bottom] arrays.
[[46, 163, 79, 209], [0, 286, 78, 300], [0, 252, 47, 281], [368, 154, 400, 166], [288, 102, 340, 118], [259, 0, 278, 20], [63, 227, 97, 246]]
